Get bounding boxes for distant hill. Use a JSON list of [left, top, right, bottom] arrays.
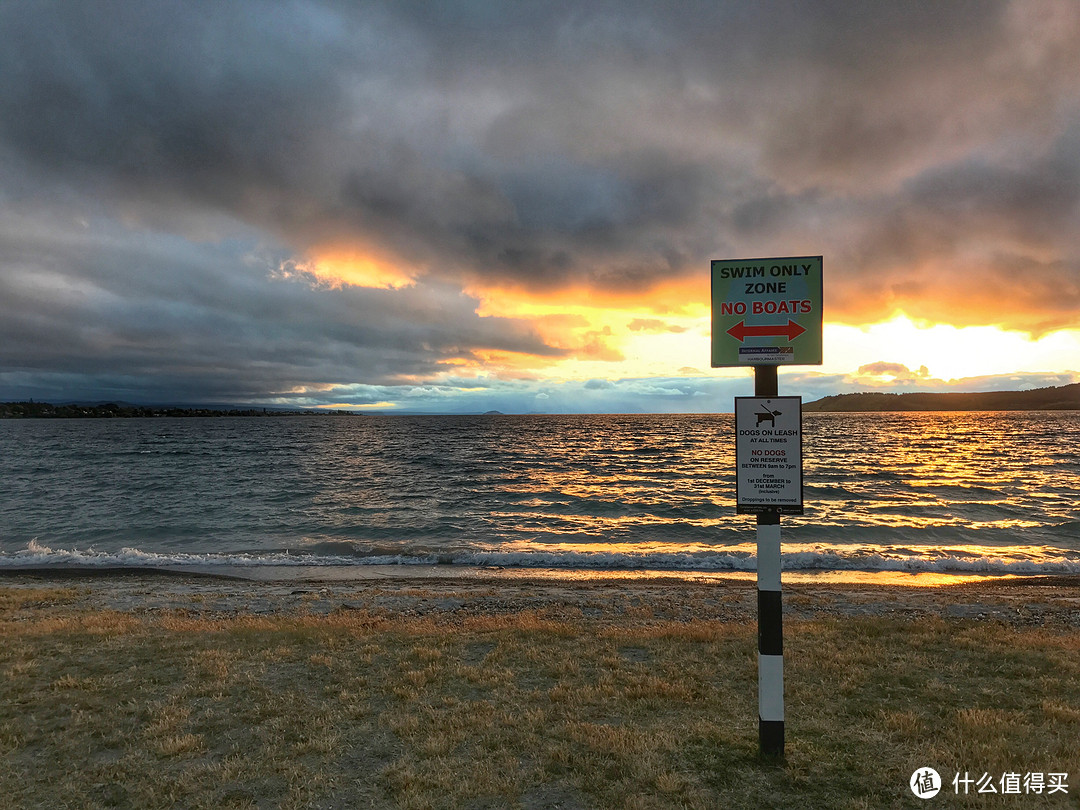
[[804, 383, 1080, 412]]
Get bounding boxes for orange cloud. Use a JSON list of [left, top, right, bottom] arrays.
[[449, 273, 714, 378], [297, 244, 418, 289], [856, 362, 931, 381], [628, 318, 688, 334], [577, 327, 625, 362]]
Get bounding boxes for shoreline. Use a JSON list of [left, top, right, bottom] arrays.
[[4, 567, 1079, 628], [5, 560, 1080, 586]]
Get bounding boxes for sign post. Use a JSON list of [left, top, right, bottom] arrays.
[[711, 256, 822, 761]]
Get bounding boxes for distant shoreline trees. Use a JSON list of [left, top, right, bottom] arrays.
[[0, 402, 359, 418]]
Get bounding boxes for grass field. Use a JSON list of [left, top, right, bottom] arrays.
[[2, 583, 1079, 809]]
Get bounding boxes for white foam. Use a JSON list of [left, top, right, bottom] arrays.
[[3, 540, 1080, 576]]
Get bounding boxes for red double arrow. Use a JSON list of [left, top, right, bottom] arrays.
[[726, 319, 806, 342]]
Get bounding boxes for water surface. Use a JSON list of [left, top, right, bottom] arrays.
[[2, 412, 1078, 577]]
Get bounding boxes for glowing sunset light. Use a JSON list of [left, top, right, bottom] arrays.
[[454, 285, 1079, 394], [820, 316, 1080, 386], [316, 401, 399, 410]]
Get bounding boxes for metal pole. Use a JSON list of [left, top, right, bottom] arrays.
[[754, 365, 784, 759]]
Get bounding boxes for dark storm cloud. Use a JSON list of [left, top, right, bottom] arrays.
[[1, 0, 1078, 405], [0, 1, 369, 226], [5, 1, 1077, 291], [0, 212, 560, 403]]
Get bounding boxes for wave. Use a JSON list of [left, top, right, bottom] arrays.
[[4, 540, 1080, 577]]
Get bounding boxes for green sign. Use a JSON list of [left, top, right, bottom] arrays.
[[711, 256, 823, 367]]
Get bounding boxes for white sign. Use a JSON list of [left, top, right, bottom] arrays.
[[735, 396, 803, 515]]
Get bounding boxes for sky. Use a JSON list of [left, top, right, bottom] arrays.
[[1, 0, 1078, 413]]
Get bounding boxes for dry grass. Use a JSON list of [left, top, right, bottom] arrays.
[[1, 590, 1079, 808]]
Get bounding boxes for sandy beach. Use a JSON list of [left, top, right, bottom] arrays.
[[4, 568, 1080, 627]]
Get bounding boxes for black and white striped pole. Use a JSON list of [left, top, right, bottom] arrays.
[[754, 365, 784, 759], [757, 508, 783, 757]]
